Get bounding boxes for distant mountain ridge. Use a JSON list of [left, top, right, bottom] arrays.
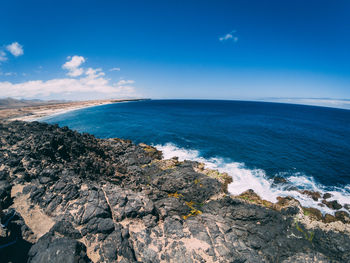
[[0, 97, 68, 109]]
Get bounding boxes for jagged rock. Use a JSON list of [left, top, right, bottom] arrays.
[[323, 192, 333, 199], [194, 162, 232, 193], [273, 176, 288, 185], [302, 207, 323, 221], [322, 199, 342, 210], [335, 211, 350, 224], [344, 204, 350, 212], [0, 121, 349, 263], [0, 209, 33, 262], [50, 220, 82, 239], [82, 217, 115, 234], [323, 213, 337, 223], [0, 180, 12, 209], [300, 190, 321, 201], [27, 232, 90, 263], [79, 190, 111, 224], [138, 143, 163, 160], [275, 196, 301, 211], [103, 184, 155, 221]]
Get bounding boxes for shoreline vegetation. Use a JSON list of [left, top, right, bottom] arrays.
[[0, 120, 349, 262], [0, 98, 148, 121]]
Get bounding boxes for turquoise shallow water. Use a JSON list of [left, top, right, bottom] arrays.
[[42, 100, 350, 212]]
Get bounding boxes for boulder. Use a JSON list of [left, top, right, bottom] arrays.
[[27, 232, 90, 263], [302, 207, 322, 221], [300, 190, 321, 201], [323, 193, 333, 199], [322, 199, 342, 210]]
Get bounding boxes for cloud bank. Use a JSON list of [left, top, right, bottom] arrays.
[[0, 55, 138, 100]]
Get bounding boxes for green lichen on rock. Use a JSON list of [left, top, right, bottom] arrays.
[[183, 201, 202, 220], [302, 207, 350, 224], [302, 207, 323, 221], [295, 220, 315, 242], [194, 163, 232, 193], [145, 157, 180, 170], [168, 192, 184, 199], [236, 189, 274, 209], [138, 143, 163, 159], [323, 213, 337, 223]]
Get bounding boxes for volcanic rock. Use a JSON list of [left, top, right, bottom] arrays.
[[0, 121, 349, 262], [322, 199, 343, 210], [323, 193, 333, 199], [300, 190, 321, 201]]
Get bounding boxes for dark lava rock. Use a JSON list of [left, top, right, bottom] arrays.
[[303, 207, 323, 221], [323, 213, 337, 223], [335, 211, 350, 224], [27, 232, 90, 263], [322, 199, 342, 210], [323, 193, 333, 199], [50, 220, 82, 239], [344, 204, 350, 212], [0, 121, 350, 263], [301, 190, 321, 201], [272, 176, 288, 185], [0, 180, 12, 209], [0, 209, 33, 263]]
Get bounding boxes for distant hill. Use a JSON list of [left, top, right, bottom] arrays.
[[0, 97, 67, 109]]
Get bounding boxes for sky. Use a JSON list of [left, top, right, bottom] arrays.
[[0, 0, 350, 108]]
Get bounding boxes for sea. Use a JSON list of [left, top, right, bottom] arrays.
[[41, 100, 350, 214]]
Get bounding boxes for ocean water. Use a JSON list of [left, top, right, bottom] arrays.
[[42, 100, 350, 214]]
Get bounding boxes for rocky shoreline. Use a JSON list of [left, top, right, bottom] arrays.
[[1, 121, 350, 262]]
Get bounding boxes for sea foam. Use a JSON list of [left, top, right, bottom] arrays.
[[155, 142, 350, 215]]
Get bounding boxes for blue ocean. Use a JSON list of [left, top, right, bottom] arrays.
[[42, 100, 350, 213]]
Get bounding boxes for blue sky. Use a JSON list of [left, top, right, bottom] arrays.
[[0, 0, 350, 107]]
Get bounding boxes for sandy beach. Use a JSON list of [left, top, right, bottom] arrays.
[[0, 99, 144, 121]]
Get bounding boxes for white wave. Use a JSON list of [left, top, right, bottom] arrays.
[[154, 143, 350, 215]]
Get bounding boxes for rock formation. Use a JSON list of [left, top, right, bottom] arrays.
[[0, 121, 350, 262]]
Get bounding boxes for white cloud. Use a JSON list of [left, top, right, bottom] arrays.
[[6, 42, 24, 57], [85, 67, 105, 77], [4, 72, 16, 76], [0, 50, 7, 62], [219, 31, 238, 42], [110, 67, 121, 72], [219, 34, 233, 41], [117, 79, 135, 85], [0, 58, 138, 99], [0, 72, 16, 76], [62, 55, 86, 77], [0, 76, 137, 99]]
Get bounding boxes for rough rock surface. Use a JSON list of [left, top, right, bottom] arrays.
[[0, 121, 350, 262]]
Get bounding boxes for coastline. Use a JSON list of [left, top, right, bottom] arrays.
[[29, 98, 350, 219], [156, 143, 350, 217], [1, 99, 349, 262], [0, 120, 349, 262], [0, 98, 146, 122]]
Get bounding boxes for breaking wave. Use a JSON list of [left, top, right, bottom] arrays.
[[155, 142, 350, 215]]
